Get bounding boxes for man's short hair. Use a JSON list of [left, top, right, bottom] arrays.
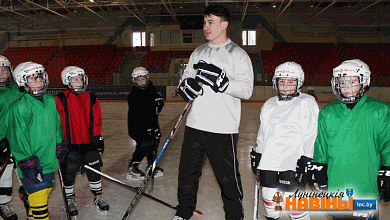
[[204, 5, 231, 22]]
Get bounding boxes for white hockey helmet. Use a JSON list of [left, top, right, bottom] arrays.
[[272, 62, 304, 100], [13, 62, 48, 97], [61, 66, 88, 94], [132, 66, 149, 89], [331, 59, 370, 104], [0, 55, 13, 87]]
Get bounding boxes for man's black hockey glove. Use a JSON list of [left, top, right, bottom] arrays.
[[250, 148, 262, 175], [17, 155, 44, 184], [307, 161, 328, 192], [94, 135, 105, 155], [178, 78, 202, 102], [378, 166, 390, 202], [194, 60, 229, 93], [295, 155, 312, 184]]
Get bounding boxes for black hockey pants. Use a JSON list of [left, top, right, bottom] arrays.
[[176, 126, 243, 220], [129, 139, 158, 166]]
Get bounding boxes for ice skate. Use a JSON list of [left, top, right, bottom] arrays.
[[94, 194, 109, 215], [126, 165, 145, 180], [67, 196, 78, 218], [0, 203, 17, 220], [146, 165, 164, 177]]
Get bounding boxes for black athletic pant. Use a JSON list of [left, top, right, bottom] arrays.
[[129, 139, 158, 166], [176, 126, 243, 220]]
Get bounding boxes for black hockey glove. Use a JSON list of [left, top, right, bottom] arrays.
[[155, 96, 164, 114], [178, 78, 202, 102], [17, 155, 43, 184], [0, 138, 11, 159], [56, 141, 69, 163], [193, 60, 229, 93], [378, 166, 390, 202], [307, 161, 328, 192], [94, 135, 104, 155], [250, 148, 262, 175], [295, 155, 312, 184]]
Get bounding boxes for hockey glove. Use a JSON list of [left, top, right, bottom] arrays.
[[56, 141, 69, 163], [307, 161, 328, 192], [94, 135, 105, 155], [250, 148, 262, 175], [178, 78, 202, 102], [194, 60, 229, 93], [378, 166, 390, 202], [295, 155, 312, 184], [0, 138, 11, 160], [17, 155, 43, 184], [155, 96, 164, 114]]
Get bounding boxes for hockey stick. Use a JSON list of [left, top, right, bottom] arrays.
[[122, 100, 194, 220], [67, 155, 203, 216], [253, 179, 260, 220], [57, 164, 72, 220]]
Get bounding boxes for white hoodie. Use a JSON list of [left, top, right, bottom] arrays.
[[181, 39, 254, 134]]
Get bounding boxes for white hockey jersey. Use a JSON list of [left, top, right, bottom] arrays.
[[181, 39, 254, 134], [255, 93, 319, 171]]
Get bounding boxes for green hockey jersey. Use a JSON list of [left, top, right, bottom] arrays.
[[0, 82, 23, 140], [313, 95, 390, 199], [2, 93, 62, 178]]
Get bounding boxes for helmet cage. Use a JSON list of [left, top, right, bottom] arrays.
[[331, 75, 365, 104], [24, 71, 49, 97], [68, 74, 88, 94], [273, 77, 301, 101], [0, 66, 12, 88]]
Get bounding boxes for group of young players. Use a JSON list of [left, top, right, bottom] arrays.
[[0, 59, 111, 220], [0, 4, 388, 220]]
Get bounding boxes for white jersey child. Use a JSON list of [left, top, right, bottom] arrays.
[[251, 62, 319, 220]]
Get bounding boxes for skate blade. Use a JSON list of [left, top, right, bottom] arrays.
[[126, 174, 145, 180], [96, 206, 108, 215]]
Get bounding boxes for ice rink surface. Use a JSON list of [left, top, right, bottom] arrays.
[[6, 101, 390, 220]]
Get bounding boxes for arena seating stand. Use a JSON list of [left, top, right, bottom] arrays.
[[261, 43, 344, 86]]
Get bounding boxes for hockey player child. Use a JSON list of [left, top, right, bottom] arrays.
[[309, 59, 390, 220], [1, 62, 66, 220], [251, 62, 319, 220], [126, 66, 164, 180], [174, 5, 253, 220], [0, 55, 20, 220], [55, 66, 109, 218]]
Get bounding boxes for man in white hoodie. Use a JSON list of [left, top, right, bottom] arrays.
[[175, 5, 254, 220]]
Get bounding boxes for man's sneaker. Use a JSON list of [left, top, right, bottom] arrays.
[[0, 203, 18, 220], [172, 216, 187, 220], [67, 197, 78, 217], [94, 194, 109, 215], [146, 165, 164, 177], [127, 166, 146, 180]]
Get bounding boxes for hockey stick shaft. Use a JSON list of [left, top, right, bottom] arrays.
[[57, 164, 72, 220], [68, 159, 202, 215], [122, 100, 193, 220], [253, 179, 260, 220]]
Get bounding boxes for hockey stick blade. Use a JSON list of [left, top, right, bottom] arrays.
[[122, 100, 194, 220], [58, 163, 72, 220], [67, 151, 203, 216]]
